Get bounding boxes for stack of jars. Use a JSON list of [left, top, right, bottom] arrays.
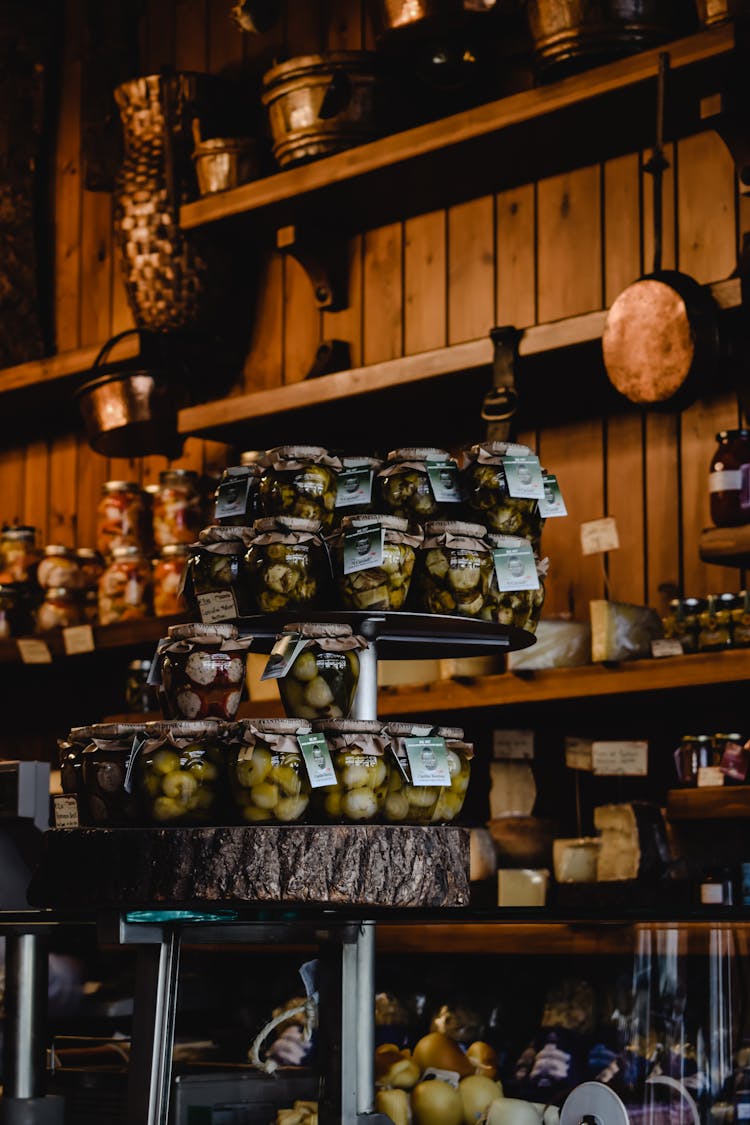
[[662, 591, 750, 654]]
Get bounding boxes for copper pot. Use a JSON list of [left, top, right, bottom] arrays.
[[75, 331, 186, 458], [695, 0, 743, 24], [193, 137, 260, 195], [375, 0, 499, 36], [525, 0, 676, 74]]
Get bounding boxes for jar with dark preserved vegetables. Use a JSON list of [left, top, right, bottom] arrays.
[[709, 430, 750, 527], [160, 623, 251, 721], [259, 446, 341, 528], [37, 587, 82, 632], [37, 545, 81, 590], [417, 521, 493, 619], [459, 442, 544, 543], [377, 448, 461, 523], [184, 526, 254, 622], [332, 515, 422, 612], [246, 517, 327, 613], [662, 597, 702, 654]]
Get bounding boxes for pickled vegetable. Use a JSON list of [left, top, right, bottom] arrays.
[[334, 515, 421, 612], [279, 649, 359, 720], [185, 527, 254, 619], [246, 518, 327, 613], [37, 546, 81, 590], [98, 546, 152, 625], [312, 721, 388, 823], [482, 537, 547, 632], [460, 443, 543, 541], [139, 727, 226, 825], [233, 748, 310, 823], [153, 470, 204, 548], [153, 544, 190, 617], [96, 481, 149, 557], [260, 446, 340, 529], [383, 725, 472, 825], [417, 522, 493, 619], [377, 448, 458, 523]]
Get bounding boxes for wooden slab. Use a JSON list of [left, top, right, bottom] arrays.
[[30, 825, 470, 909]]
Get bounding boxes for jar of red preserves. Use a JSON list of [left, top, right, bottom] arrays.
[[98, 545, 152, 625], [153, 469, 203, 548], [709, 430, 750, 527], [96, 481, 149, 557], [153, 544, 190, 617]]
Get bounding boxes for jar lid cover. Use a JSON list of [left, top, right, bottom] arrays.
[[168, 622, 238, 641], [112, 545, 144, 558], [240, 718, 312, 734], [76, 548, 102, 560], [424, 520, 488, 540], [339, 513, 409, 532], [267, 444, 331, 460], [70, 722, 146, 740], [252, 516, 322, 534], [103, 480, 139, 492], [386, 447, 451, 462], [44, 544, 75, 557], [144, 719, 225, 737], [283, 622, 353, 639], [313, 719, 383, 734]]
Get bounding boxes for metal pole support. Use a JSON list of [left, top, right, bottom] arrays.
[[125, 930, 181, 1125], [353, 641, 378, 722]]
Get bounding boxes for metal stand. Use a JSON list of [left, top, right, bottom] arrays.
[[125, 930, 181, 1125]]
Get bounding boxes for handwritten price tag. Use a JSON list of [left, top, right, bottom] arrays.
[[493, 729, 534, 760], [565, 737, 593, 771], [581, 517, 620, 556], [592, 740, 648, 776], [63, 625, 95, 656], [17, 638, 53, 664]]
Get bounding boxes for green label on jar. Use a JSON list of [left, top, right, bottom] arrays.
[[426, 461, 461, 503], [336, 467, 374, 508], [502, 454, 545, 500], [403, 736, 451, 786], [492, 543, 539, 592], [261, 632, 307, 681], [537, 473, 567, 518], [298, 732, 337, 788], [343, 523, 385, 574], [214, 477, 251, 520]]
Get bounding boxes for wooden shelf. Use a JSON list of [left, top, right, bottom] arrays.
[[667, 785, 750, 819], [0, 338, 139, 401], [180, 26, 734, 238], [0, 614, 188, 666]]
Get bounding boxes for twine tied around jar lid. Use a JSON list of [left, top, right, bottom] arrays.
[[461, 441, 534, 467], [335, 514, 423, 548], [251, 516, 323, 543], [69, 722, 147, 742], [261, 445, 342, 471]]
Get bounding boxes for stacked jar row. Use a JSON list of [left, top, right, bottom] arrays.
[[59, 717, 473, 829], [0, 527, 105, 637]]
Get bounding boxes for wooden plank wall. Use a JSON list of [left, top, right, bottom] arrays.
[[0, 0, 744, 620]]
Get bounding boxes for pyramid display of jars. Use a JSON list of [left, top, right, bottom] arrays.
[[58, 442, 562, 833]]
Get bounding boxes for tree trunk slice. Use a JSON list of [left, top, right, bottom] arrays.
[[29, 825, 470, 909]]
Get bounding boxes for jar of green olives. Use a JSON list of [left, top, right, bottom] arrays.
[[76, 723, 147, 826], [377, 448, 461, 523], [333, 514, 423, 611], [485, 533, 547, 631], [312, 719, 389, 823], [246, 517, 328, 613], [276, 622, 367, 720], [230, 719, 312, 824], [138, 720, 228, 825], [383, 723, 471, 825], [417, 521, 494, 619], [160, 623, 252, 721], [459, 442, 544, 543], [184, 526, 255, 623], [259, 446, 342, 529]]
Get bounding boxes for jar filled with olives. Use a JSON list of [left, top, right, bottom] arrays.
[[230, 718, 312, 824], [698, 594, 734, 652], [76, 723, 147, 825], [184, 526, 255, 623], [312, 719, 389, 823], [485, 533, 547, 631], [246, 517, 328, 614], [459, 442, 544, 543], [334, 456, 384, 521], [276, 622, 367, 720], [417, 521, 493, 619], [259, 445, 341, 529], [383, 723, 470, 825], [332, 514, 423, 611], [139, 719, 228, 825], [377, 448, 461, 523], [160, 623, 252, 721], [214, 463, 263, 527], [662, 597, 702, 654]]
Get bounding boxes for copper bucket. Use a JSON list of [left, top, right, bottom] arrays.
[[525, 0, 677, 74]]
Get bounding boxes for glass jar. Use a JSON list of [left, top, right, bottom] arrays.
[[98, 545, 153, 625], [459, 442, 544, 543], [715, 732, 748, 784], [230, 719, 312, 824], [125, 659, 159, 713], [333, 515, 422, 612], [76, 547, 105, 592], [59, 731, 87, 806], [214, 464, 263, 527], [418, 520, 494, 618], [276, 623, 365, 720], [36, 587, 82, 632], [673, 735, 715, 786], [662, 597, 702, 654], [138, 720, 228, 825], [698, 593, 734, 652], [312, 719, 389, 823], [731, 591, 750, 647], [334, 456, 383, 520], [709, 430, 750, 527], [184, 526, 254, 622], [259, 445, 341, 529], [160, 623, 250, 721], [383, 722, 469, 825], [430, 738, 473, 823], [0, 584, 32, 638], [246, 517, 327, 613], [153, 469, 203, 548], [484, 533, 547, 631], [96, 481, 149, 557], [377, 447, 461, 523], [78, 723, 146, 825], [37, 545, 81, 590], [0, 526, 39, 584], [82, 589, 99, 624], [153, 544, 190, 617]]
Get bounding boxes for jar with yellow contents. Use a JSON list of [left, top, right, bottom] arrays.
[[230, 719, 312, 824], [311, 720, 389, 823]]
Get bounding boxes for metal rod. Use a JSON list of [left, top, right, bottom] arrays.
[[355, 922, 376, 1116], [353, 640, 378, 722], [3, 933, 48, 1100], [340, 940, 360, 1123], [126, 929, 182, 1125]]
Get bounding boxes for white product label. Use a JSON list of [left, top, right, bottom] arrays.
[[404, 737, 451, 786], [502, 454, 545, 500], [736, 1104, 750, 1120], [493, 729, 534, 760], [697, 766, 724, 788], [343, 524, 385, 574], [492, 542, 540, 592], [336, 467, 374, 509], [580, 517, 620, 555], [426, 461, 461, 503], [709, 470, 742, 493], [538, 473, 568, 518], [700, 882, 725, 905], [298, 733, 337, 788], [197, 589, 238, 624], [592, 740, 648, 776], [53, 795, 80, 829], [651, 638, 684, 658], [215, 477, 251, 520], [261, 633, 307, 681], [17, 638, 53, 664], [63, 625, 95, 656], [565, 737, 593, 771]]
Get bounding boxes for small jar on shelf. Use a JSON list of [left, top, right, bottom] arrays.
[[731, 591, 750, 647], [96, 481, 149, 557], [697, 593, 734, 652], [246, 517, 328, 614], [152, 469, 204, 548], [417, 520, 493, 619], [459, 441, 544, 543], [377, 447, 461, 523], [383, 722, 471, 825], [0, 526, 40, 584], [259, 445, 341, 529], [662, 597, 702, 654], [139, 719, 228, 826], [484, 533, 547, 632], [153, 543, 190, 617], [184, 526, 255, 623], [311, 719, 389, 823], [275, 622, 367, 720], [37, 545, 81, 591], [673, 734, 715, 786], [77, 722, 147, 826], [229, 718, 312, 824], [76, 547, 105, 593], [98, 545, 153, 625], [160, 622, 251, 721], [709, 429, 750, 528], [36, 587, 83, 632], [332, 514, 422, 611]]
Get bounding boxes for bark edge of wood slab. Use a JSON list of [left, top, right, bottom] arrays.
[[28, 825, 470, 909]]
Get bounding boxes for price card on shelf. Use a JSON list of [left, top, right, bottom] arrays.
[[63, 625, 95, 656], [581, 517, 620, 555], [493, 729, 534, 760], [697, 766, 724, 788], [651, 638, 684, 658], [53, 795, 80, 829], [592, 740, 648, 776], [17, 638, 53, 664], [565, 737, 593, 772]]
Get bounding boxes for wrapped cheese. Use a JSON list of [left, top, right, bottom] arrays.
[[590, 599, 663, 663], [593, 802, 671, 882]]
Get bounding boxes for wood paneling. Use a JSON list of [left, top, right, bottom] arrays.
[[536, 165, 602, 321], [496, 183, 536, 328], [363, 223, 403, 364], [404, 211, 446, 355], [447, 196, 494, 344]]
